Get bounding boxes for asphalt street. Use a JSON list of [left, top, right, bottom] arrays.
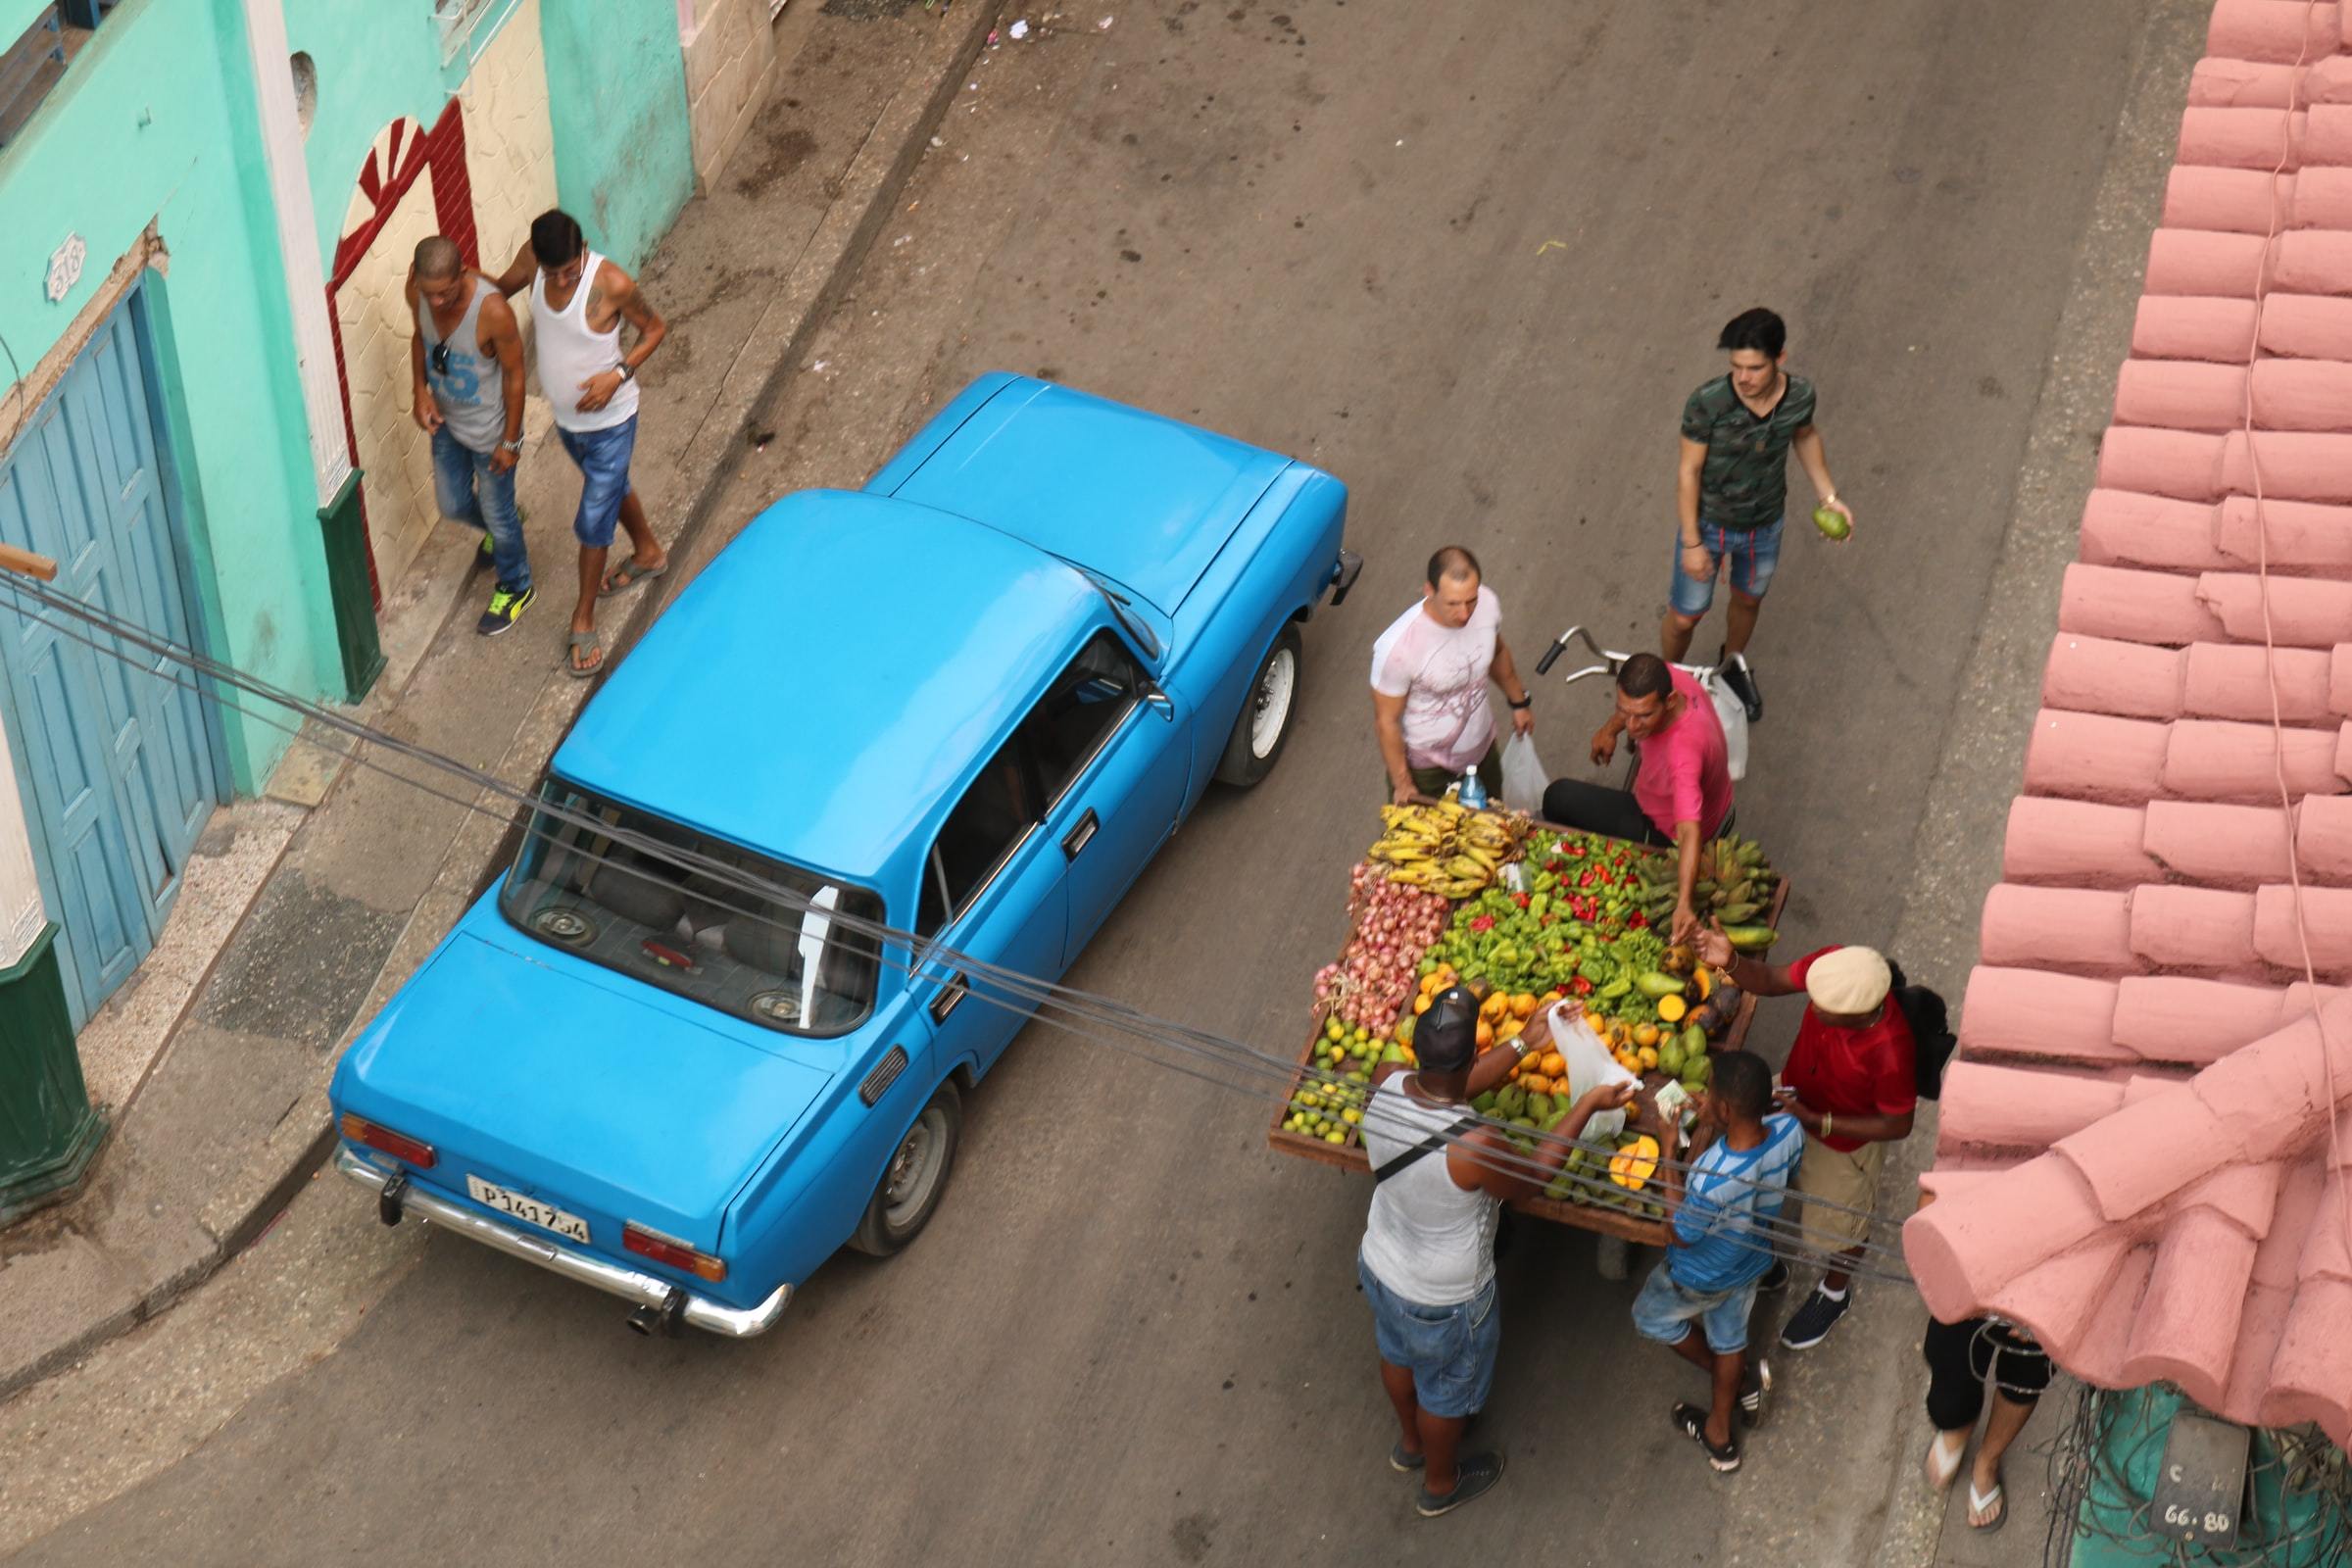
[[7, 1, 2176, 1562]]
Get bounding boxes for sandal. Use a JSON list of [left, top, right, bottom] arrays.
[[1672, 1401, 1740, 1473], [1926, 1431, 1966, 1493], [1967, 1471, 2006, 1532], [599, 556, 668, 597], [565, 629, 605, 679]]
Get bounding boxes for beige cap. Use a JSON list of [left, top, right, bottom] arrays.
[[1805, 946, 1891, 1016]]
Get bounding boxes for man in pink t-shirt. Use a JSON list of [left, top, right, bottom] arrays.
[[1541, 653, 1732, 942], [1369, 546, 1536, 805]]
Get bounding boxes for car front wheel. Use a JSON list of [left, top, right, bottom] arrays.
[[1214, 623, 1302, 787], [850, 1080, 962, 1256]]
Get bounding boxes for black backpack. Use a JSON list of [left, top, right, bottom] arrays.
[[1884, 960, 1956, 1101]]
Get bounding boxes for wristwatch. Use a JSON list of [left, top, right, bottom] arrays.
[[1507, 695, 1532, 710], [618, 363, 636, 382], [499, 437, 523, 455]]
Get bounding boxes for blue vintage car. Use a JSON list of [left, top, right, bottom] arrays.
[[329, 374, 1359, 1335]]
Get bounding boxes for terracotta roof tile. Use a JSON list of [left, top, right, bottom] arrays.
[[1906, 4, 2352, 1449]]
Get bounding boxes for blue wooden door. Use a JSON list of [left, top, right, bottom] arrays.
[[0, 289, 219, 1024]]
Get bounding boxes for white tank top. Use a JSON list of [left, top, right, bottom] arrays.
[[531, 250, 640, 433], [1358, 1079, 1499, 1305]]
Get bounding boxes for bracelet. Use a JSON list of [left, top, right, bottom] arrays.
[[1507, 695, 1532, 710], [1822, 1112, 1835, 1139], [619, 363, 636, 382]]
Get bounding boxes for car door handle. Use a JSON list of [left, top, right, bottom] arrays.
[[929, 970, 967, 1023], [1061, 808, 1100, 860]]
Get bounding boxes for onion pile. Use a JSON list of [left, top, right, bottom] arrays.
[[1311, 861, 1451, 1032]]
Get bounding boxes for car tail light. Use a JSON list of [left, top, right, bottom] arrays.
[[623, 1221, 727, 1283], [339, 1111, 436, 1169]]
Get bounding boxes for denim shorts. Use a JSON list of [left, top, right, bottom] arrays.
[[1632, 1260, 1760, 1356], [557, 416, 638, 549], [1358, 1253, 1498, 1419], [1669, 515, 1784, 616]]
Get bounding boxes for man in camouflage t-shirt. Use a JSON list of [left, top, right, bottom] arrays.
[[1664, 308, 1853, 722]]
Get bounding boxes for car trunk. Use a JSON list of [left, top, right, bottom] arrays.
[[334, 929, 834, 1253]]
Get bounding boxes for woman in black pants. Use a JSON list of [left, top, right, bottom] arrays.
[[1920, 1189, 2050, 1533]]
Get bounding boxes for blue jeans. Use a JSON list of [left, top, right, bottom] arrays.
[[1669, 515, 1784, 617], [1632, 1260, 1760, 1356], [431, 426, 529, 592], [556, 416, 638, 549], [1358, 1253, 1499, 1420]]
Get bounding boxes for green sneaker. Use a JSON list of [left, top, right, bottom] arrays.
[[477, 583, 534, 637]]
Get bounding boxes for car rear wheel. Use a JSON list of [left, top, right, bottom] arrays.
[[850, 1080, 962, 1257], [1214, 623, 1302, 787]]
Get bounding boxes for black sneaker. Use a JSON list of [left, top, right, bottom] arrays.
[[1757, 1260, 1791, 1294], [1780, 1287, 1851, 1350], [1740, 1356, 1773, 1431], [1719, 650, 1763, 723], [1415, 1451, 1505, 1517], [476, 583, 534, 637]]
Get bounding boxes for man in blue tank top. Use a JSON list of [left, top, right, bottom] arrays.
[[409, 236, 532, 636]]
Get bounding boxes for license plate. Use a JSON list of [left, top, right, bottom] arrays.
[[466, 1175, 590, 1244]]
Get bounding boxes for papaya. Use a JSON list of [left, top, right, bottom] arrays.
[[1657, 994, 1689, 1024], [1609, 1134, 1661, 1192], [1635, 971, 1687, 1000], [1721, 923, 1779, 953]]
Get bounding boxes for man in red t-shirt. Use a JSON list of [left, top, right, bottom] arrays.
[[1543, 653, 1733, 943], [1692, 933, 1914, 1350]]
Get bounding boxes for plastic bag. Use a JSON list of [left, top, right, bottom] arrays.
[[1542, 1001, 1638, 1141], [1700, 670, 1749, 782], [1499, 732, 1549, 814]]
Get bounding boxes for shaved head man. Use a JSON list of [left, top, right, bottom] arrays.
[[408, 234, 533, 635]]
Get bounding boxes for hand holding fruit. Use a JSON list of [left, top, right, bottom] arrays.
[[1579, 1081, 1639, 1115], [1811, 497, 1854, 542], [1670, 897, 1701, 947], [1693, 919, 1736, 972]]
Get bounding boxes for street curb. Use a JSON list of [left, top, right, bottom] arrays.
[[0, 0, 1004, 1408]]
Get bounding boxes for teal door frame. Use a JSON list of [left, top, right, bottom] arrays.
[[0, 277, 228, 1025]]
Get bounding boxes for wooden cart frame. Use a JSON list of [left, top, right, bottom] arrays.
[[1267, 841, 1791, 1249]]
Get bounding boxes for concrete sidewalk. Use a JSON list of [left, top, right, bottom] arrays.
[[0, 0, 1001, 1403]]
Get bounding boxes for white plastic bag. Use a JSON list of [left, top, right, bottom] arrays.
[[1700, 670, 1749, 782], [1499, 732, 1549, 814], [1541, 1001, 1638, 1141]]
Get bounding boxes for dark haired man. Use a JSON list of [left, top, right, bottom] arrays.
[[1667, 307, 1852, 721], [1540, 652, 1732, 942], [1358, 996, 1633, 1515], [1369, 546, 1536, 806], [494, 209, 670, 678], [408, 235, 532, 635], [1634, 1048, 1802, 1473]]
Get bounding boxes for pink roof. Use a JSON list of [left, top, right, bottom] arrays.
[[1903, 0, 2352, 1448]]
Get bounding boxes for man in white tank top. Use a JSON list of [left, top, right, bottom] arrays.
[[493, 210, 670, 678], [1356, 989, 1633, 1516]]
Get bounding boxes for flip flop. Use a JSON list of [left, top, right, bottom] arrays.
[[1967, 1472, 2006, 1533], [599, 557, 668, 598], [565, 629, 604, 679], [1672, 1401, 1740, 1473], [1926, 1431, 1967, 1492]]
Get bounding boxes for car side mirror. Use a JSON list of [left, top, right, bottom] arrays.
[[1141, 680, 1175, 720]]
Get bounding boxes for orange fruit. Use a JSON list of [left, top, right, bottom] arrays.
[[1638, 1046, 1660, 1071], [1522, 1073, 1550, 1096], [1510, 992, 1538, 1019], [1475, 1020, 1494, 1050], [1414, 993, 1434, 1015], [1540, 1052, 1567, 1078], [1633, 1022, 1659, 1049]]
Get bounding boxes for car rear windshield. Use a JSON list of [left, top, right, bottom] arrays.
[[501, 780, 885, 1035]]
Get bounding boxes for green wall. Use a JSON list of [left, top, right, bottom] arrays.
[[0, 0, 336, 789], [539, 0, 694, 269]]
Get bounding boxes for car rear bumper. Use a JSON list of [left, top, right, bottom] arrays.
[[334, 1146, 791, 1338]]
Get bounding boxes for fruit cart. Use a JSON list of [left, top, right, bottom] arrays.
[[1269, 818, 1791, 1251]]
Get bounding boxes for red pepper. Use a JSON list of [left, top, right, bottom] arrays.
[[1567, 843, 1586, 858], [1578, 868, 1595, 888], [1571, 976, 1594, 996], [1512, 892, 1531, 908], [1469, 914, 1495, 933], [1540, 913, 1556, 926], [1629, 912, 1648, 929]]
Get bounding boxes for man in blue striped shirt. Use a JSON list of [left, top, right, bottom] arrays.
[[1631, 1049, 1803, 1473]]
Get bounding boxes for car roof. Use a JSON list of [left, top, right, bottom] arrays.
[[552, 489, 1098, 886], [884, 378, 1290, 614]]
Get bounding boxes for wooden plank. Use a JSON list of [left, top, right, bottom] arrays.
[[1264, 818, 1791, 1250]]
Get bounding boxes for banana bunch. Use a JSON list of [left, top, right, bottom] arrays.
[[1370, 802, 1525, 898]]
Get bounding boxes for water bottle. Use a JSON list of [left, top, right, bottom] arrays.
[[1457, 764, 1489, 811]]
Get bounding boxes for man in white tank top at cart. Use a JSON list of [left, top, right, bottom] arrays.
[[1357, 988, 1634, 1517], [408, 236, 533, 636], [493, 210, 670, 678]]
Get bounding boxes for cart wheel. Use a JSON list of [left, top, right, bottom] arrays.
[[850, 1081, 961, 1257], [1214, 624, 1302, 787]]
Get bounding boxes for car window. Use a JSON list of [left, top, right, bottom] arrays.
[[1027, 629, 1144, 805], [918, 735, 1044, 939], [501, 780, 884, 1036]]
